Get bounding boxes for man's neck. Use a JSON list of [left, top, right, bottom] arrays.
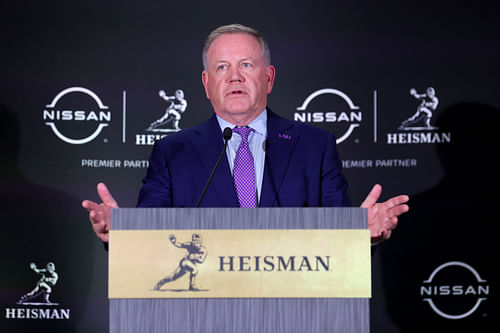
[[215, 109, 266, 127], [216, 109, 267, 135]]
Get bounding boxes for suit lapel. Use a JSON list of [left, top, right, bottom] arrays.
[[190, 114, 239, 207], [259, 110, 300, 207]]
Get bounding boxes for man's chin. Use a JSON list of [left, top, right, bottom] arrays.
[[225, 101, 252, 112], [221, 105, 254, 117]]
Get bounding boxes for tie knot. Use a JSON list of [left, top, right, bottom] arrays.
[[233, 127, 254, 141]]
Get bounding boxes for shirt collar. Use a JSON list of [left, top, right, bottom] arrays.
[[216, 109, 267, 137]]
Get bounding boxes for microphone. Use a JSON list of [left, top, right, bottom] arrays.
[[196, 127, 233, 207]]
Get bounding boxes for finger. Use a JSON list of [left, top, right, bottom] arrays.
[[97, 182, 119, 208], [391, 204, 409, 217], [93, 222, 109, 242], [89, 209, 101, 225], [383, 205, 409, 223], [385, 216, 398, 231], [90, 208, 109, 225], [382, 229, 392, 240], [383, 195, 410, 209], [82, 200, 99, 211], [99, 233, 109, 243], [360, 184, 382, 208], [90, 210, 109, 235], [96, 206, 111, 224]]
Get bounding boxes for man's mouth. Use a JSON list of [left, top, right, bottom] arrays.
[[226, 90, 247, 96]]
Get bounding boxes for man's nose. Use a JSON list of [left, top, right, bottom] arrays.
[[228, 66, 245, 82]]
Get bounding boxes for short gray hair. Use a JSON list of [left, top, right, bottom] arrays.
[[202, 23, 271, 70]]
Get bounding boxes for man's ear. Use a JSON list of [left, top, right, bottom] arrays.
[[201, 70, 210, 99], [266, 65, 276, 94]]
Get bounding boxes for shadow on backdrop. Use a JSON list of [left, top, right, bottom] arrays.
[[380, 103, 500, 331], [0, 106, 99, 332]]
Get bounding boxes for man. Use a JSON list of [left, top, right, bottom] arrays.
[[154, 233, 207, 291], [82, 24, 409, 245]]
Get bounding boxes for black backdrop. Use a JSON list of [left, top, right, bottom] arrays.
[[1, 1, 499, 331]]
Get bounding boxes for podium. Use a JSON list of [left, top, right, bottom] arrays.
[[109, 207, 370, 333]]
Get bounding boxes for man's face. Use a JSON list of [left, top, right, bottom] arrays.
[[202, 33, 275, 125], [192, 234, 202, 248], [192, 239, 202, 249]]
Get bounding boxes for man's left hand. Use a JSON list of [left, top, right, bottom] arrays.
[[361, 184, 409, 243]]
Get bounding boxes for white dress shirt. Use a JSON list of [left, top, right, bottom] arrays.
[[216, 110, 267, 202]]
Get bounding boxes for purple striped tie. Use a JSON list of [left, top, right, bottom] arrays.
[[233, 127, 256, 208]]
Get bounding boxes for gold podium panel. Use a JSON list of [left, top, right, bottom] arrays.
[[109, 229, 370, 299]]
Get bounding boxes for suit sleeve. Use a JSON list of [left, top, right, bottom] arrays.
[[321, 132, 351, 207], [136, 139, 173, 207]]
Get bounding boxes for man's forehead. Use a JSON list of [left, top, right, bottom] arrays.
[[207, 33, 262, 59]]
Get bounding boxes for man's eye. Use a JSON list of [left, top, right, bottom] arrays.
[[242, 63, 252, 68], [217, 65, 227, 71]]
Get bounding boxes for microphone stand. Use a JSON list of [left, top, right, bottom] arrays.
[[196, 127, 232, 207]]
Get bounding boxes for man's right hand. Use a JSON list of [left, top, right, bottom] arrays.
[[81, 183, 119, 243]]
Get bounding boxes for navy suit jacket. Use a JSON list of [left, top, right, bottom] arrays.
[[137, 110, 351, 208]]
